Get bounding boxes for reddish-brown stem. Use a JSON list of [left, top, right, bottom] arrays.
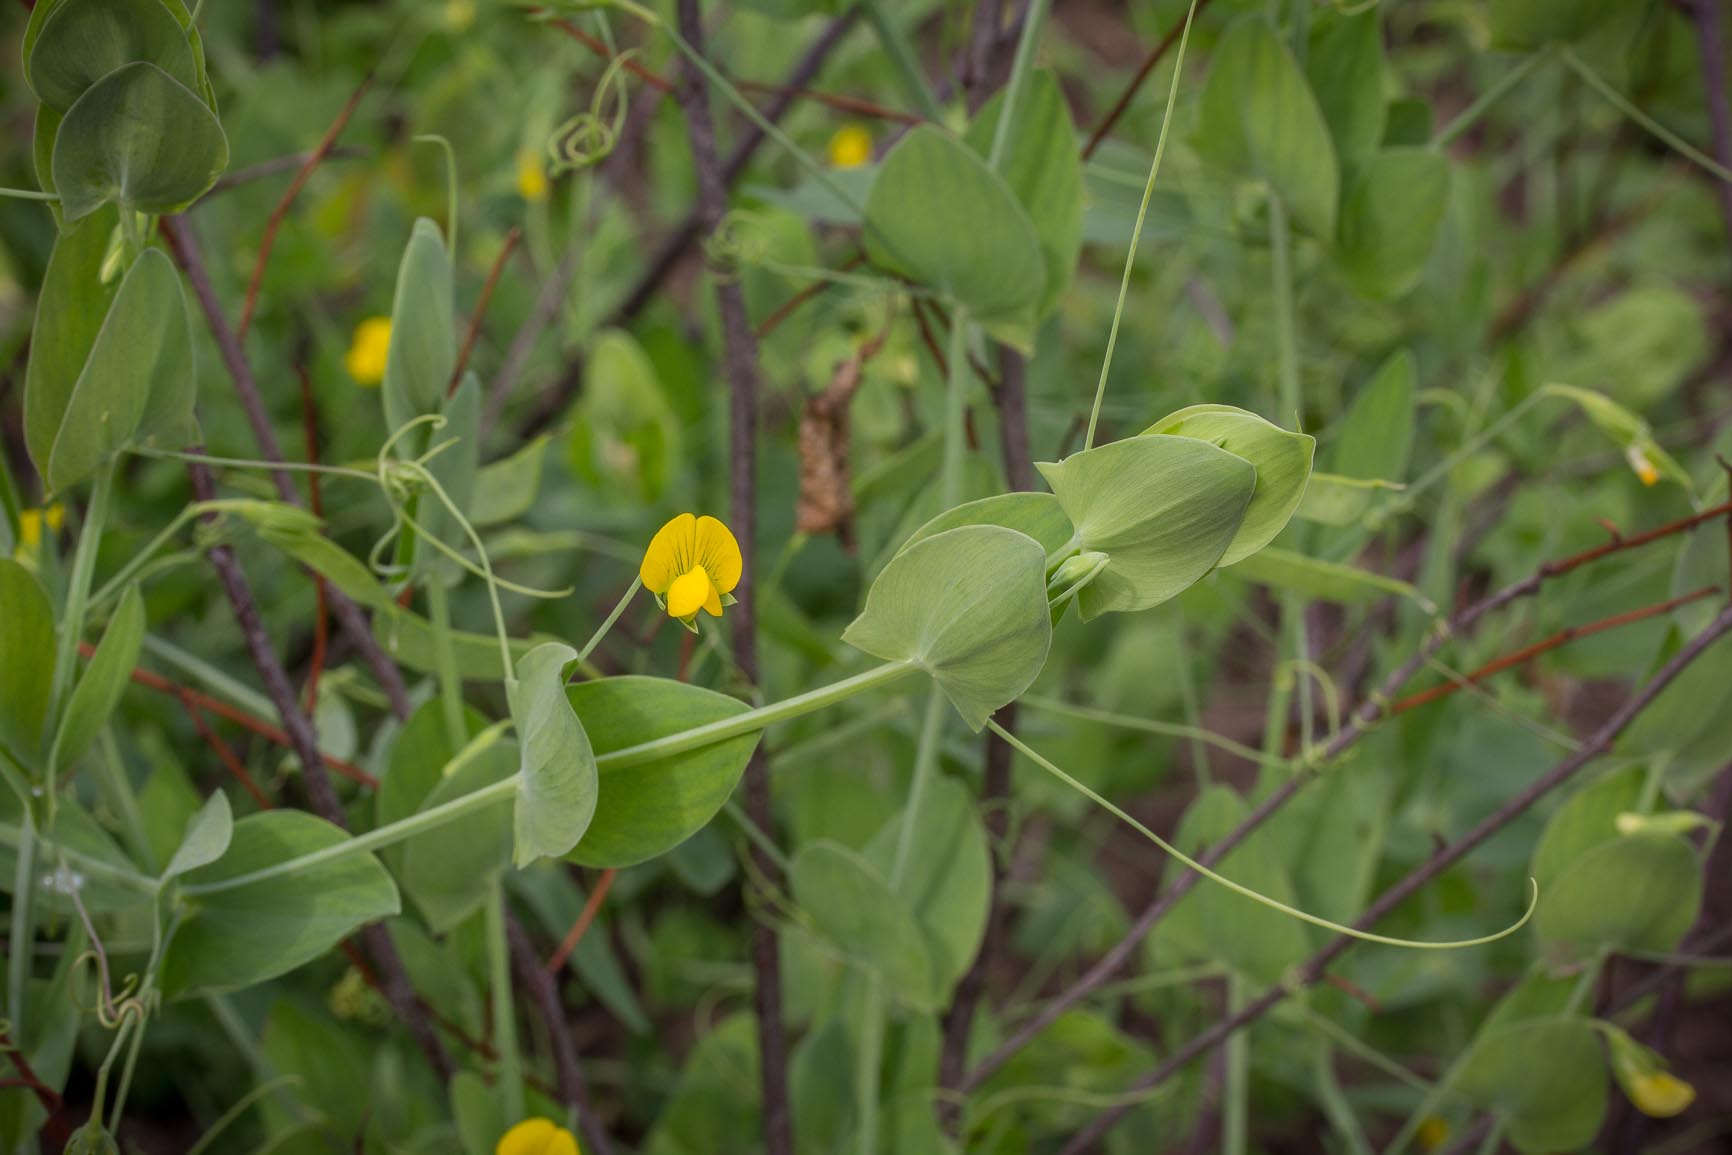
[[94, 645, 377, 789], [1389, 586, 1720, 714], [237, 74, 374, 342], [448, 228, 522, 399], [0, 1028, 63, 1119], [298, 366, 329, 717], [177, 692, 277, 810], [544, 869, 617, 975], [1081, 0, 1215, 160]]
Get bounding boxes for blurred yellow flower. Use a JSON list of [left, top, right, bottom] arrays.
[[1625, 444, 1660, 487], [444, 0, 475, 31], [345, 316, 392, 386], [1628, 1070, 1695, 1118], [1416, 1115, 1450, 1151], [640, 513, 742, 624], [17, 505, 64, 551], [827, 124, 873, 169], [496, 1118, 579, 1155], [517, 150, 550, 202]]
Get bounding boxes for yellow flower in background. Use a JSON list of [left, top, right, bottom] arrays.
[[640, 513, 742, 624], [1416, 1115, 1450, 1151], [444, 0, 476, 31], [1625, 444, 1661, 487], [1628, 1070, 1696, 1118], [18, 504, 64, 551], [517, 149, 550, 202], [496, 1118, 580, 1155], [345, 316, 392, 386], [827, 123, 873, 169]]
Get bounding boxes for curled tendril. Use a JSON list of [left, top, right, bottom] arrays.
[[70, 952, 147, 1031], [547, 48, 635, 174], [703, 210, 773, 283]]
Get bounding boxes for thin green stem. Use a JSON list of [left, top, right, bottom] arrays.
[[576, 576, 641, 664], [7, 821, 34, 1037], [941, 307, 972, 508], [1084, 0, 1201, 451], [181, 662, 921, 896], [985, 0, 1052, 171], [1019, 694, 1291, 769], [1433, 48, 1553, 148], [185, 1075, 305, 1155], [856, 976, 885, 1155], [1267, 193, 1300, 423], [486, 885, 525, 1122], [1224, 974, 1249, 1155], [424, 579, 469, 751], [0, 187, 58, 202], [1562, 46, 1732, 184], [52, 460, 116, 722], [1171, 628, 1211, 789], [96, 730, 154, 870], [891, 688, 947, 889], [985, 719, 1539, 950], [861, 0, 945, 122], [134, 446, 378, 483]]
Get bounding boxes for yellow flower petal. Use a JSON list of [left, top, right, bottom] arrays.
[[517, 150, 550, 202], [496, 1118, 580, 1155], [345, 316, 393, 386], [641, 513, 698, 595], [692, 514, 742, 594], [1630, 1071, 1695, 1118], [827, 124, 872, 169], [667, 565, 713, 620], [1416, 1115, 1450, 1151], [702, 574, 723, 618]]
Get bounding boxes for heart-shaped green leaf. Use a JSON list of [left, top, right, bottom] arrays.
[[863, 125, 1046, 351], [964, 68, 1084, 319], [403, 740, 516, 931], [509, 643, 598, 867], [53, 61, 227, 223], [843, 525, 1051, 729], [41, 248, 195, 490], [1143, 405, 1313, 565], [0, 561, 56, 770], [1452, 1018, 1607, 1154], [1337, 148, 1451, 300], [790, 840, 939, 1009], [1196, 15, 1339, 239], [566, 676, 761, 868], [1036, 437, 1256, 619], [1533, 832, 1701, 964], [162, 811, 400, 996], [26, 0, 199, 112], [160, 790, 232, 883], [51, 584, 143, 775], [383, 218, 455, 435]]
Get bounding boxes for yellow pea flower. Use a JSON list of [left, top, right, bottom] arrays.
[[1628, 1070, 1696, 1118], [827, 124, 873, 170], [345, 316, 392, 386], [444, 0, 475, 31], [517, 149, 550, 202], [496, 1118, 580, 1155], [1416, 1115, 1450, 1151], [1625, 444, 1660, 487], [640, 513, 742, 626], [17, 504, 65, 551]]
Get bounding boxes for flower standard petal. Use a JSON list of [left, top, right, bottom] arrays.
[[693, 514, 743, 593], [667, 565, 713, 619], [641, 513, 698, 595]]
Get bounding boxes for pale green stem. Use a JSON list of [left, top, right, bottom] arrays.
[[941, 307, 972, 509], [88, 506, 200, 613], [424, 579, 469, 751], [109, 1006, 150, 1133], [576, 576, 641, 664], [414, 134, 461, 256], [721, 798, 792, 874], [1084, 0, 1201, 451], [0, 823, 156, 894], [0, 187, 58, 202], [1297, 1005, 1433, 1094], [181, 662, 921, 896], [134, 446, 378, 483], [185, 1075, 305, 1155], [1312, 1035, 1375, 1155], [1562, 46, 1732, 184], [1268, 193, 1300, 422], [1224, 974, 1249, 1155], [96, 730, 154, 870], [985, 0, 1052, 171], [861, 0, 945, 122], [141, 634, 279, 722], [1019, 695, 1291, 770], [7, 821, 34, 1037], [856, 976, 885, 1155], [985, 719, 1539, 949], [1171, 628, 1211, 789], [486, 885, 525, 1123], [890, 689, 947, 889], [1433, 47, 1553, 148], [52, 460, 116, 724]]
